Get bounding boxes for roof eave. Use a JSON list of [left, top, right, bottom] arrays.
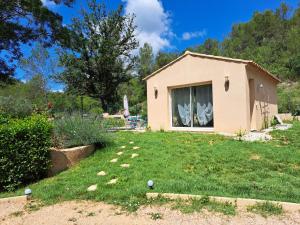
[[143, 51, 281, 83], [246, 62, 281, 83], [142, 52, 189, 81]]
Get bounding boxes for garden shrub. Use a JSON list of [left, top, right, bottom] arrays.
[[0, 115, 52, 191], [0, 96, 33, 118], [0, 113, 11, 125], [101, 118, 125, 129], [52, 115, 112, 148]]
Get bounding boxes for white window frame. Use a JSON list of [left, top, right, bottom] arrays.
[[169, 83, 214, 132]]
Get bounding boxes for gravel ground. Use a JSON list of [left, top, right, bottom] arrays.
[[1, 200, 300, 225]]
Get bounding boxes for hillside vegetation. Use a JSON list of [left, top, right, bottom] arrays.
[[188, 3, 300, 81]]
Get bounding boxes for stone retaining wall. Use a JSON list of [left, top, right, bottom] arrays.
[[49, 145, 95, 176], [278, 113, 300, 121]]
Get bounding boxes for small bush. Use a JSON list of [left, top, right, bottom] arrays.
[[52, 115, 111, 148], [172, 197, 236, 215], [149, 212, 163, 220], [0, 115, 52, 191], [89, 107, 104, 115], [101, 118, 125, 129], [271, 117, 279, 126], [247, 201, 283, 217]]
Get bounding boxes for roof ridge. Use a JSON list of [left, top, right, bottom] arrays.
[[186, 51, 252, 63]]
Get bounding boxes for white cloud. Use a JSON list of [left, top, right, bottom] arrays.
[[41, 0, 56, 7], [182, 30, 207, 41], [123, 0, 172, 54], [51, 88, 64, 93], [20, 79, 27, 83]]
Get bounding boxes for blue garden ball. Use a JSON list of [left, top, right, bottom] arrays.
[[147, 180, 154, 189]]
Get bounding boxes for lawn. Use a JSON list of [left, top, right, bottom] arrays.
[[2, 122, 300, 210]]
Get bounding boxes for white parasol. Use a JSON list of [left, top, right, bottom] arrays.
[[123, 95, 130, 117]]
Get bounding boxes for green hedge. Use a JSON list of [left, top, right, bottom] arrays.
[[0, 115, 52, 191]]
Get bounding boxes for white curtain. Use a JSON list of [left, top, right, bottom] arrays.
[[195, 85, 213, 126], [173, 88, 191, 126]]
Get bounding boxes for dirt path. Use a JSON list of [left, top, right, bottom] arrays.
[[1, 200, 300, 225]]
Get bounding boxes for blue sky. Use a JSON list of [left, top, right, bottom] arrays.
[[19, 0, 300, 90]]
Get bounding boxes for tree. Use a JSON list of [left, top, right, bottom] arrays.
[[118, 77, 144, 106], [137, 43, 154, 79], [185, 2, 300, 80], [0, 74, 48, 117], [0, 0, 74, 85], [192, 39, 220, 55], [154, 52, 179, 70], [19, 43, 61, 90], [135, 43, 154, 100], [57, 0, 138, 112], [220, 3, 295, 79]]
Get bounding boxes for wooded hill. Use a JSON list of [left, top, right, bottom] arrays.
[[186, 3, 300, 81]]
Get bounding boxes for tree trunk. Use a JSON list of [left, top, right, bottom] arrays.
[[100, 97, 108, 113], [80, 95, 84, 118]]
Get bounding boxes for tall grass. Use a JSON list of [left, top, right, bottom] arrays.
[[52, 115, 112, 148]]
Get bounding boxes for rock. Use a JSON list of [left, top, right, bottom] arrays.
[[263, 127, 274, 133], [263, 123, 292, 134], [107, 178, 118, 185], [87, 184, 97, 191], [97, 171, 106, 176], [129, 141, 134, 144], [131, 153, 139, 158], [275, 124, 292, 130], [275, 114, 284, 125], [237, 132, 272, 142], [132, 146, 140, 150], [250, 154, 260, 160], [117, 152, 123, 156], [120, 164, 130, 168], [110, 158, 118, 163]]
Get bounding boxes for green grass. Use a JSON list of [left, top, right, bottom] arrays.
[[1, 122, 300, 212], [247, 201, 283, 217], [172, 196, 236, 215]]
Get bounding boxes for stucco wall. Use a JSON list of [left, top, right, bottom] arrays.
[[147, 54, 252, 133], [246, 66, 278, 130]]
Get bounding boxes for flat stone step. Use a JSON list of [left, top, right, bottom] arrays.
[[87, 184, 97, 192]]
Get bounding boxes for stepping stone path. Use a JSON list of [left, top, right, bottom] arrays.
[[107, 178, 118, 185], [131, 153, 139, 158], [97, 171, 106, 176], [110, 158, 118, 163], [120, 164, 130, 168], [87, 184, 97, 192], [98, 142, 141, 187]]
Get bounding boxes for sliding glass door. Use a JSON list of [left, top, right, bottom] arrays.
[[171, 84, 213, 128]]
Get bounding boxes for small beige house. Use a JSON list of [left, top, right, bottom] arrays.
[[144, 51, 280, 134]]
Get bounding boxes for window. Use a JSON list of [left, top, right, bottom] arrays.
[[171, 84, 213, 128]]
